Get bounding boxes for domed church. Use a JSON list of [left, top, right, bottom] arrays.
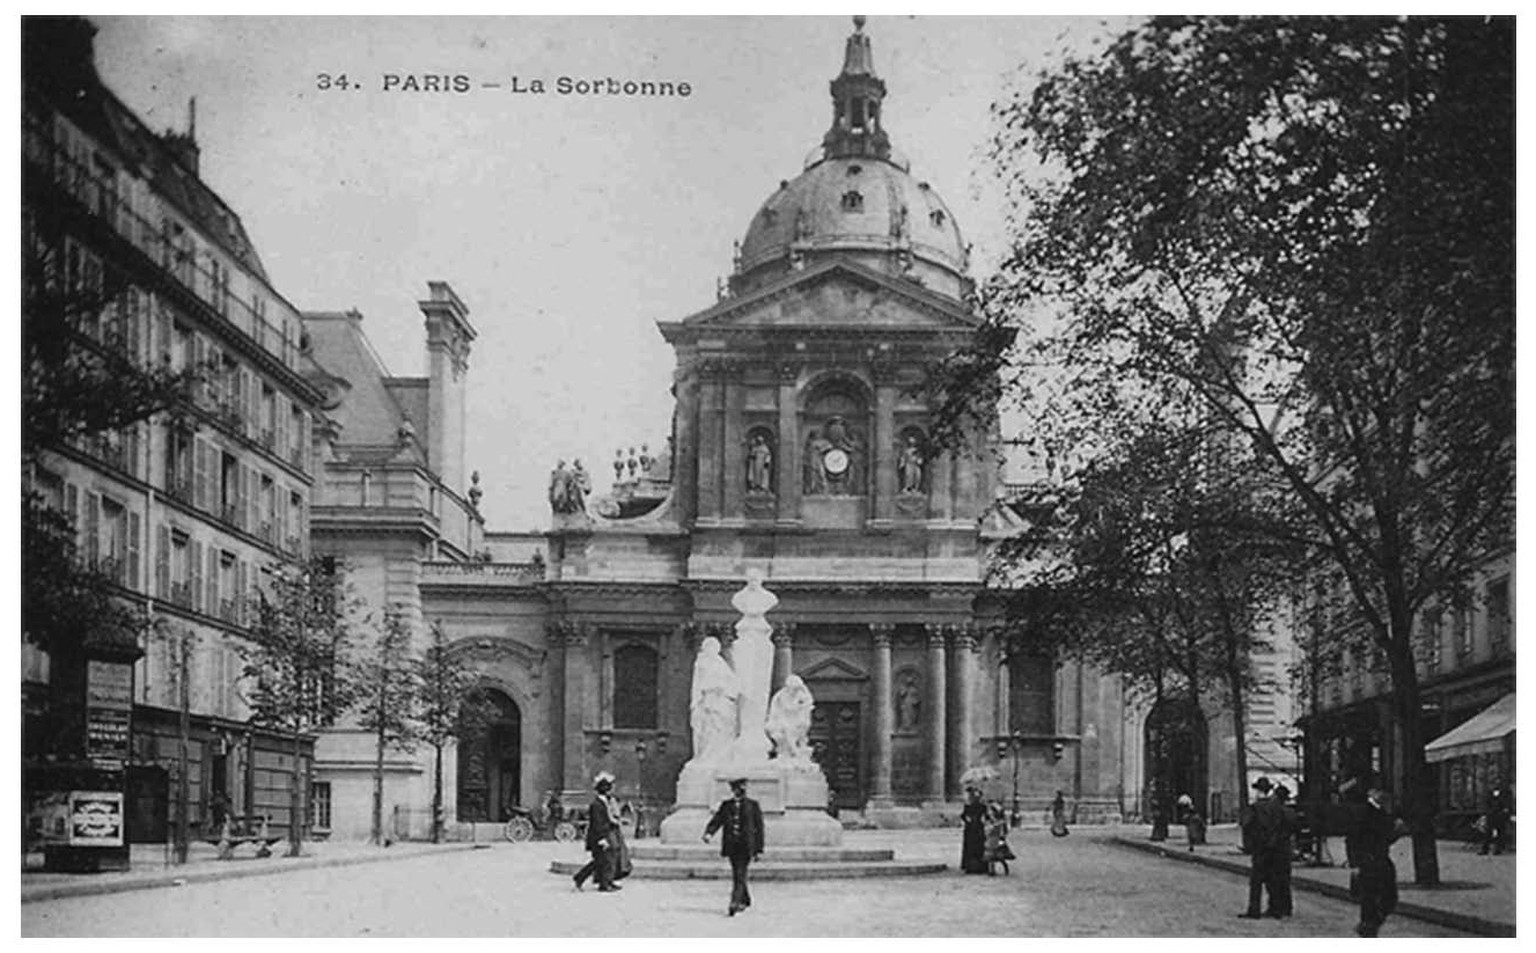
[[402, 19, 1135, 833]]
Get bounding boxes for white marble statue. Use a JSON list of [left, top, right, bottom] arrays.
[[728, 568, 778, 762], [766, 674, 816, 766], [689, 636, 740, 764]]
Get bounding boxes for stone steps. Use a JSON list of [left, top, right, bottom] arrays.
[[549, 857, 946, 881], [630, 844, 895, 863]]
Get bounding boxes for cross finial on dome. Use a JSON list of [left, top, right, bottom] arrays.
[[853, 15, 866, 32]]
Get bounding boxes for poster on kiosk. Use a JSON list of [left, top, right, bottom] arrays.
[[67, 791, 125, 848]]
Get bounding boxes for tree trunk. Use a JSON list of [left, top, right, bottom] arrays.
[[433, 741, 445, 844], [288, 727, 304, 858], [372, 710, 385, 846], [1386, 606, 1439, 885]]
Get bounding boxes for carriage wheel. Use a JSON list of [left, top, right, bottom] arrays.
[[554, 821, 578, 842], [504, 816, 535, 843]]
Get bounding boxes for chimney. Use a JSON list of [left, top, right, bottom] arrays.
[[161, 97, 201, 176]]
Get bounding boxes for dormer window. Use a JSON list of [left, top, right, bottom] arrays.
[[762, 208, 778, 226], [841, 190, 864, 212], [930, 210, 946, 228], [848, 164, 862, 176]]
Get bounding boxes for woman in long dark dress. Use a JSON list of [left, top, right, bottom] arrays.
[[960, 787, 988, 873], [1050, 791, 1070, 837]]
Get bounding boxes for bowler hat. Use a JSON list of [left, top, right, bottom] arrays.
[[1251, 777, 1273, 793], [728, 777, 748, 788]]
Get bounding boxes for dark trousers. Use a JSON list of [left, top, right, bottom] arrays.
[[728, 853, 753, 911], [1356, 859, 1396, 935], [575, 847, 614, 889], [1245, 849, 1281, 914], [1268, 851, 1293, 915]]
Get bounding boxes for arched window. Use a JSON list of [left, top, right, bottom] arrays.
[[1008, 652, 1054, 735], [613, 643, 659, 729], [841, 190, 863, 212]]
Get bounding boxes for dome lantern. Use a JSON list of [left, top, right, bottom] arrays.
[[822, 16, 891, 162]]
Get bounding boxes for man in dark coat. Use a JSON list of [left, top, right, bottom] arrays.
[[1347, 779, 1404, 937], [574, 772, 621, 892], [1239, 777, 1292, 919], [1268, 784, 1298, 917], [703, 777, 766, 916]]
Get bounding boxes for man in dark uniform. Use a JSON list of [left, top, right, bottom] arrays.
[[703, 777, 765, 916], [1268, 784, 1298, 917], [1481, 782, 1512, 855], [574, 772, 621, 892]]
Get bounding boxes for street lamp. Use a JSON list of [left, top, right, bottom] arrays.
[[633, 738, 648, 839]]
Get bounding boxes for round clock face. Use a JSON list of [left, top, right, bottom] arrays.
[[823, 448, 850, 476]]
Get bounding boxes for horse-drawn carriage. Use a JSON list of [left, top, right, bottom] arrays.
[[501, 792, 643, 843]]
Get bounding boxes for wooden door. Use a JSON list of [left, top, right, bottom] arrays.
[[810, 701, 862, 810]]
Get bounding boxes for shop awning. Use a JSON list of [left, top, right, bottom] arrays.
[[1425, 692, 1516, 763]]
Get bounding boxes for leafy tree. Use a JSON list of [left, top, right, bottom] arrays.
[[21, 231, 203, 657], [941, 16, 1513, 883], [416, 621, 496, 843], [357, 605, 423, 845], [242, 556, 362, 856]]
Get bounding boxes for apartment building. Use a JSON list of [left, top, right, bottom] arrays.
[[22, 17, 325, 848]]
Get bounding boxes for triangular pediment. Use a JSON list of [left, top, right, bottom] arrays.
[[796, 656, 868, 682], [666, 259, 979, 335]]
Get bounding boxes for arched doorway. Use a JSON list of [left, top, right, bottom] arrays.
[[456, 688, 521, 822], [1144, 697, 1208, 820]]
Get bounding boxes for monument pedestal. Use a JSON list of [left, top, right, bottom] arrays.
[[659, 759, 843, 847]]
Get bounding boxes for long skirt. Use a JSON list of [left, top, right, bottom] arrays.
[[961, 821, 988, 873]]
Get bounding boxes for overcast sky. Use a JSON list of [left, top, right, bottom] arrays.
[[92, 15, 1127, 531]]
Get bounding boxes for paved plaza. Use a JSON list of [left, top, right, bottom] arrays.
[[22, 827, 1493, 937]]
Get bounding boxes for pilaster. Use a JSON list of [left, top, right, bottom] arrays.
[[771, 622, 796, 693], [775, 362, 802, 526], [871, 363, 897, 525]]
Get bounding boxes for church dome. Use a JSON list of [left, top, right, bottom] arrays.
[[730, 19, 971, 301]]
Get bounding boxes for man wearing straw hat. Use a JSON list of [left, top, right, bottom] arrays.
[[573, 771, 622, 892]]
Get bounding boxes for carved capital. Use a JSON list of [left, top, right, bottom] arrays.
[[554, 621, 590, 648], [871, 360, 900, 386], [925, 623, 948, 649], [776, 362, 800, 385], [771, 622, 797, 648], [955, 623, 980, 652], [869, 623, 896, 648]]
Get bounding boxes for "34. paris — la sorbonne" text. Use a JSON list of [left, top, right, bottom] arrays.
[[316, 73, 694, 97]]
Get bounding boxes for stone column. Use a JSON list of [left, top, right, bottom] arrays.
[[696, 360, 725, 523], [771, 622, 796, 693], [995, 629, 1011, 736], [558, 621, 590, 792], [925, 623, 948, 802], [949, 624, 978, 800], [775, 363, 801, 525], [869, 623, 896, 808], [871, 364, 897, 524], [722, 368, 746, 521]]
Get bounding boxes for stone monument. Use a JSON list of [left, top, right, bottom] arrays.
[[658, 570, 843, 847]]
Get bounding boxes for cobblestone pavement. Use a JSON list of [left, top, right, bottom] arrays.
[[22, 828, 1476, 937]]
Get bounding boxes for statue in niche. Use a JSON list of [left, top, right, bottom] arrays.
[[746, 432, 774, 493], [766, 674, 816, 767], [689, 636, 741, 765], [898, 434, 925, 494], [895, 671, 921, 731], [803, 428, 832, 495]]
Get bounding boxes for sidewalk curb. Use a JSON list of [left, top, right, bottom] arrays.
[[1108, 837, 1515, 938], [21, 843, 473, 905]]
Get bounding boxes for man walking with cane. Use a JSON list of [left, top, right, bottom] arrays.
[[703, 777, 765, 916]]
